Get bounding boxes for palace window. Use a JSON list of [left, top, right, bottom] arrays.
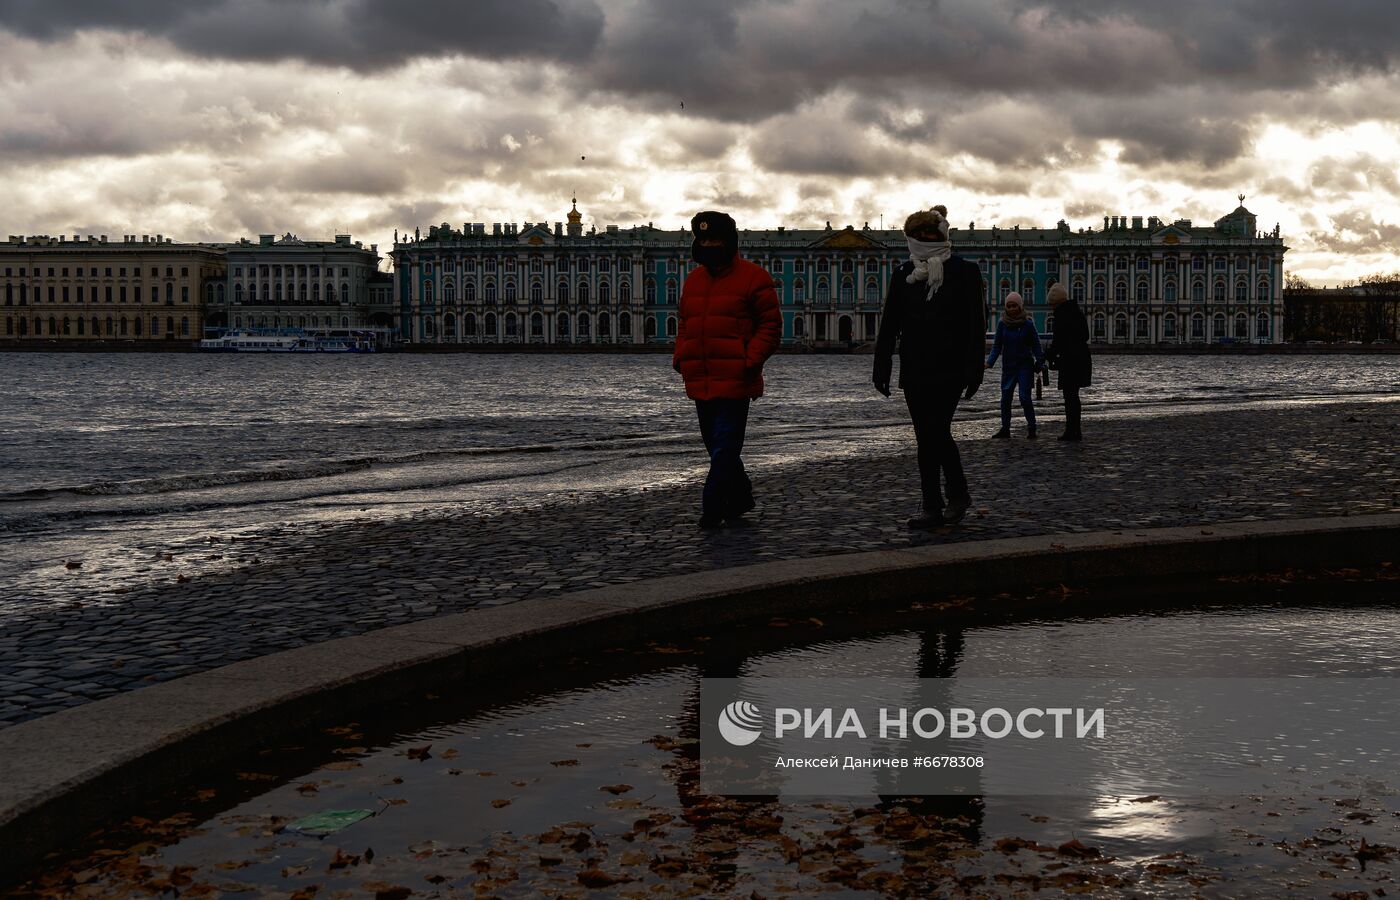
[[1235, 312, 1248, 337], [666, 281, 677, 304], [577, 282, 590, 305], [599, 282, 611, 305], [1235, 281, 1247, 303], [1092, 312, 1106, 339], [485, 282, 497, 304], [1213, 281, 1226, 303], [1115, 281, 1127, 303], [1212, 312, 1226, 337], [1136, 281, 1148, 304], [1164, 313, 1177, 339], [619, 281, 631, 303], [666, 316, 677, 337], [1164, 281, 1177, 303], [465, 282, 477, 303], [531, 312, 544, 337], [531, 281, 543, 304], [1257, 312, 1270, 337], [1135, 312, 1149, 339], [795, 280, 806, 303], [1192, 281, 1205, 303], [644, 279, 655, 303], [1093, 281, 1106, 303], [619, 312, 632, 338], [505, 281, 517, 303], [840, 258, 853, 274], [816, 257, 830, 274], [816, 281, 830, 303]]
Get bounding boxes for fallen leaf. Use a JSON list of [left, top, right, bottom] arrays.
[[550, 759, 579, 767], [491, 799, 512, 809], [578, 869, 632, 888], [1058, 838, 1102, 859], [405, 745, 432, 761], [600, 784, 633, 795]]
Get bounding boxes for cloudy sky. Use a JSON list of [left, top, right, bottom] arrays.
[[2, 0, 1398, 282]]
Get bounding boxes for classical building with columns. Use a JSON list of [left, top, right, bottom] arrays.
[[206, 233, 385, 333], [1, 233, 226, 342], [392, 197, 1286, 347]]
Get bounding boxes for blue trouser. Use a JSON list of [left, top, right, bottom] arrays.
[[1000, 367, 1037, 430], [695, 398, 753, 518]]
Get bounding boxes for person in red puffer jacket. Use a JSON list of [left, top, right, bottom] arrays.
[[672, 210, 782, 529]]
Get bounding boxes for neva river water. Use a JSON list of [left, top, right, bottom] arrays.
[[0, 353, 1396, 606]]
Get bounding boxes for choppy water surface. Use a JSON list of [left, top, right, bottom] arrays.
[[1, 353, 1395, 605], [19, 575, 1400, 897]]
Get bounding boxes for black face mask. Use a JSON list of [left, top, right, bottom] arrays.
[[692, 243, 734, 271]]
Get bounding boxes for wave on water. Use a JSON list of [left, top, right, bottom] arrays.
[[0, 431, 703, 503]]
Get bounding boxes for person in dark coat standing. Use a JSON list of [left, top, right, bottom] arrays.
[[873, 206, 986, 529], [673, 210, 783, 528], [1044, 282, 1091, 441], [985, 291, 1045, 439]]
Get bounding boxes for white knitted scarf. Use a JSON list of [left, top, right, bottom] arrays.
[[906, 238, 952, 300]]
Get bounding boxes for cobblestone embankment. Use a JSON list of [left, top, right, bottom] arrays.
[[0, 401, 1395, 728]]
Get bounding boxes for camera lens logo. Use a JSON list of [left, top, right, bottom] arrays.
[[717, 700, 763, 746]]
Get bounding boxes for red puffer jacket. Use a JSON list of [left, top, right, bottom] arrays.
[[672, 257, 783, 401]]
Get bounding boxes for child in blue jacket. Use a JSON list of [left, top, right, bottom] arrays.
[[985, 292, 1045, 438]]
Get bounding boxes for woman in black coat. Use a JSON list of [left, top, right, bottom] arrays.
[[1044, 283, 1091, 441]]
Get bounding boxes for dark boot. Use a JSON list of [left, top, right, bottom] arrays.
[[906, 503, 943, 529], [1027, 424, 1038, 439], [943, 496, 971, 524], [1057, 431, 1082, 442], [992, 427, 1010, 439]]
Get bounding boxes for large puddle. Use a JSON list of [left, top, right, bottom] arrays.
[[14, 567, 1400, 898]]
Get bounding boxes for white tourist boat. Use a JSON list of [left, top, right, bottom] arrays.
[[198, 330, 379, 353]]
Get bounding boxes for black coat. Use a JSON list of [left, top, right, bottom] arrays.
[[1045, 299, 1092, 389], [873, 258, 986, 391]]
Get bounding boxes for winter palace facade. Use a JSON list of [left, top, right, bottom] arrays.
[[390, 199, 1286, 346]]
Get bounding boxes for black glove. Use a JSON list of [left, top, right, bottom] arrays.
[[873, 357, 892, 397]]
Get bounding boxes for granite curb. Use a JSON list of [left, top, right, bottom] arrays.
[[2, 513, 1398, 884]]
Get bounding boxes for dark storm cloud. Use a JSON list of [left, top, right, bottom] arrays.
[[0, 0, 605, 70], [1313, 209, 1400, 254], [4, 0, 1399, 179]]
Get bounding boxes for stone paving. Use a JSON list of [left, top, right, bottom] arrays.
[[0, 400, 1396, 729]]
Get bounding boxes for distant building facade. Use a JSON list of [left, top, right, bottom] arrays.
[[207, 233, 385, 333], [1285, 288, 1400, 343], [1, 233, 226, 342], [392, 199, 1287, 346]]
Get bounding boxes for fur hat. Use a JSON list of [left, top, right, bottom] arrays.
[[690, 210, 739, 253], [1004, 291, 1024, 308], [1047, 282, 1069, 305], [903, 205, 949, 240]]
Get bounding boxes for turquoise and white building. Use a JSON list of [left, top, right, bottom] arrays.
[[391, 198, 1285, 346]]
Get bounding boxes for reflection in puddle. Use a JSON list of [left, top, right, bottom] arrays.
[[16, 572, 1400, 897]]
